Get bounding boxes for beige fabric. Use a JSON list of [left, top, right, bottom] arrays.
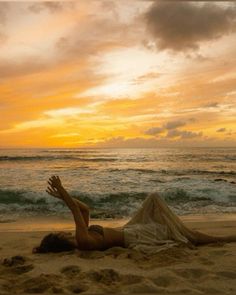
[[123, 193, 193, 253]]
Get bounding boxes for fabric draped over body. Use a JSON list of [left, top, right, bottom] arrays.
[[122, 193, 194, 253]]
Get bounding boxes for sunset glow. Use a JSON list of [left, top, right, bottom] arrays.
[[0, 1, 236, 148]]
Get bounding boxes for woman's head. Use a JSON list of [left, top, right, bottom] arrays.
[[33, 232, 76, 253]]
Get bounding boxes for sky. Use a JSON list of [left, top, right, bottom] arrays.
[[0, 0, 236, 148]]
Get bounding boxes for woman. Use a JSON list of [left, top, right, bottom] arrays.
[[33, 175, 236, 253]]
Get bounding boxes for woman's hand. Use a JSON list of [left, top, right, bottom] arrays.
[[46, 186, 61, 199], [48, 175, 62, 189], [47, 175, 63, 199]]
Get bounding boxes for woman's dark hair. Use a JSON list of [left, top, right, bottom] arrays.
[[33, 232, 76, 253]]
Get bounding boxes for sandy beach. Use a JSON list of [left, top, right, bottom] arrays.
[[0, 214, 236, 294]]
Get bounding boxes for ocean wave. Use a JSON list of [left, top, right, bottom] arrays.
[[42, 149, 116, 155], [108, 168, 236, 176], [159, 169, 236, 176], [0, 155, 118, 162], [0, 188, 235, 218], [224, 155, 236, 161], [161, 153, 236, 162], [188, 169, 236, 176], [162, 188, 212, 203], [0, 189, 52, 206]]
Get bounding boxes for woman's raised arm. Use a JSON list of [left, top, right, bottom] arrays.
[[47, 175, 92, 249], [46, 185, 90, 226]]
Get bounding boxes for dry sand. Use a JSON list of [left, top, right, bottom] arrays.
[[0, 214, 236, 294]]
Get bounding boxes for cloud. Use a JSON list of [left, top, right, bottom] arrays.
[[93, 134, 234, 149], [28, 2, 74, 14], [144, 127, 163, 135], [144, 120, 187, 135], [0, 2, 9, 24], [145, 2, 236, 52], [217, 128, 226, 132], [134, 72, 161, 84], [164, 120, 186, 130], [144, 118, 202, 140], [100, 0, 119, 20], [166, 129, 181, 138], [0, 1, 138, 81], [0, 57, 49, 79], [52, 1, 142, 63], [0, 1, 130, 80], [180, 130, 203, 139], [0, 2, 9, 40], [55, 18, 131, 61], [203, 102, 219, 108], [165, 129, 203, 139]]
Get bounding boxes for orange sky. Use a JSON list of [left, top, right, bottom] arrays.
[[0, 1, 235, 148]]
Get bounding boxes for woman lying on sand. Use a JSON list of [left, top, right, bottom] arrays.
[[33, 175, 236, 253]]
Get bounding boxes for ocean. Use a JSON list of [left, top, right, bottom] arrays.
[[0, 148, 235, 220]]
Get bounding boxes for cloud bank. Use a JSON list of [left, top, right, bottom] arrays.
[[145, 119, 202, 140]]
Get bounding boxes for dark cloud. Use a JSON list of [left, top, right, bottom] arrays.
[[144, 119, 201, 140], [145, 2, 236, 52], [166, 129, 181, 138], [144, 120, 186, 136], [167, 129, 202, 139], [164, 120, 186, 130], [217, 128, 226, 132], [144, 126, 163, 135], [180, 130, 203, 139]]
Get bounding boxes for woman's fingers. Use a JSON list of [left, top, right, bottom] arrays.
[[48, 176, 56, 183], [47, 186, 54, 193], [48, 180, 53, 186], [48, 175, 61, 187], [46, 187, 61, 199], [46, 187, 55, 195], [48, 178, 57, 187]]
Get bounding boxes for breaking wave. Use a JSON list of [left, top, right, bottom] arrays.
[[0, 187, 235, 218]]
